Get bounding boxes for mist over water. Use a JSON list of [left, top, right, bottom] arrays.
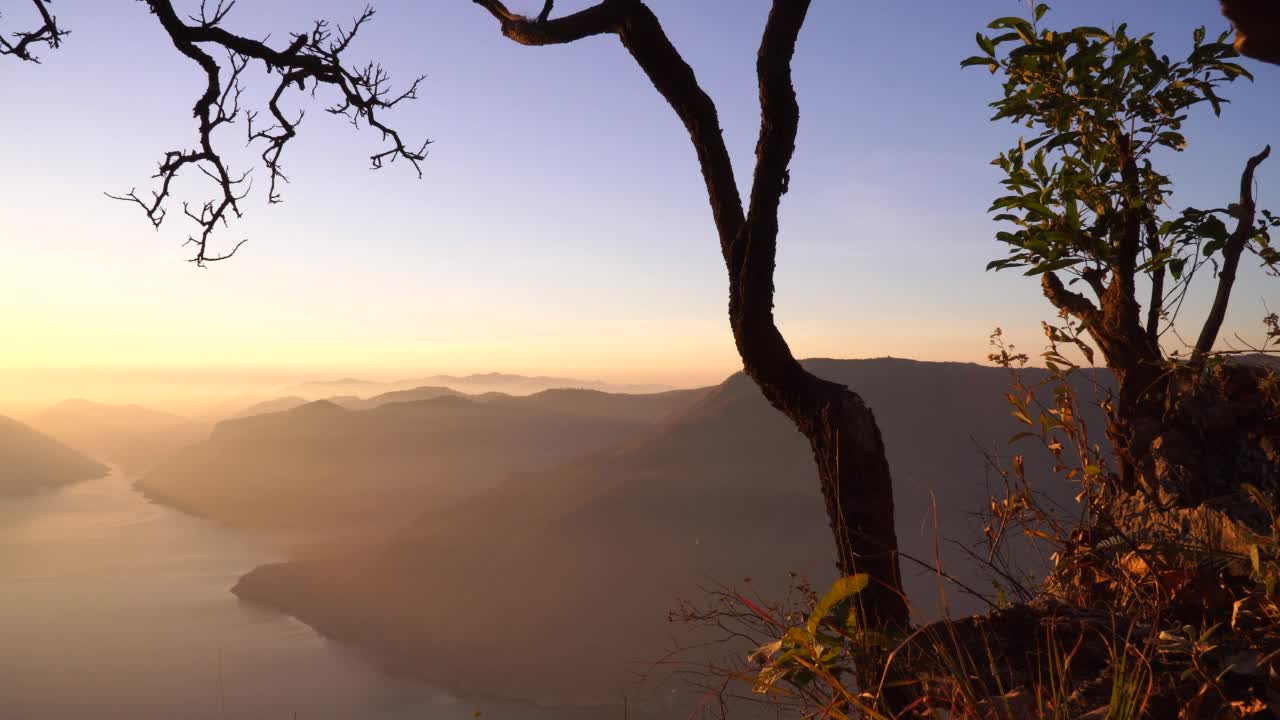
[[0, 470, 526, 720]]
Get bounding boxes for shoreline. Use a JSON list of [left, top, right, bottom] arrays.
[[230, 564, 643, 718]]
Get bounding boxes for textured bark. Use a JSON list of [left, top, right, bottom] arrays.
[[471, 0, 908, 628]]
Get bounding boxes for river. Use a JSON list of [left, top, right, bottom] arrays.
[[0, 470, 555, 720]]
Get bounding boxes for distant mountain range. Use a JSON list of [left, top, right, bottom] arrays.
[[139, 386, 707, 536], [232, 358, 1103, 707], [24, 399, 209, 476], [232, 386, 467, 417], [15, 359, 1105, 709], [282, 372, 677, 399], [0, 415, 108, 495]]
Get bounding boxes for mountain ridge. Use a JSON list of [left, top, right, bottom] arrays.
[[232, 357, 1106, 706], [139, 387, 711, 535]]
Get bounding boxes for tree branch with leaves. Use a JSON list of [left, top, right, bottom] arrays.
[[969, 5, 1279, 511]]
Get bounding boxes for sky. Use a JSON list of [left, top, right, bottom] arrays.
[[1, 0, 1278, 408]]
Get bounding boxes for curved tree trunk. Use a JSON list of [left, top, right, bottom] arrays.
[[472, 0, 910, 630]]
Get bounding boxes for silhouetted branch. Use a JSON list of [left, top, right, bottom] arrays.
[[471, 0, 623, 45], [734, 0, 809, 353], [536, 0, 554, 23], [190, 0, 235, 29], [109, 0, 428, 265], [1193, 144, 1271, 358], [1143, 214, 1165, 346], [0, 0, 67, 62]]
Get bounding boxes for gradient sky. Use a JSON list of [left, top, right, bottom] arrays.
[[2, 0, 1278, 406]]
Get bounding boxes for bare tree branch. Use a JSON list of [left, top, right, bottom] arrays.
[[0, 0, 67, 62], [1143, 214, 1165, 347], [109, 0, 429, 265], [1193, 144, 1271, 358], [536, 0, 554, 23], [471, 0, 620, 44]]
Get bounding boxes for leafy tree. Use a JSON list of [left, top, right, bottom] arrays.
[[2, 0, 908, 631], [967, 9, 1278, 507]]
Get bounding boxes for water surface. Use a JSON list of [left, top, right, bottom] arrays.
[[0, 471, 529, 719]]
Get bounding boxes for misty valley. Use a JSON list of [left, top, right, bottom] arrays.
[[1, 360, 1085, 718]]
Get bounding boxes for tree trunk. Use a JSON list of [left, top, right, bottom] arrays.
[[471, 0, 910, 632], [807, 387, 905, 628]]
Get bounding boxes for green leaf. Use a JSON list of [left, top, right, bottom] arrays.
[[988, 17, 1035, 37], [1034, 3, 1050, 22], [976, 32, 996, 56], [806, 574, 869, 636], [1156, 131, 1187, 151], [1022, 199, 1058, 220], [1201, 215, 1230, 244], [1025, 258, 1083, 275]]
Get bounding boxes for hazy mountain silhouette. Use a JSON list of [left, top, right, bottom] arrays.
[[233, 358, 1102, 706], [238, 385, 703, 423], [232, 386, 463, 417], [232, 395, 313, 417], [25, 399, 208, 475], [0, 415, 109, 495], [139, 389, 709, 535], [480, 386, 707, 422], [404, 372, 677, 395], [343, 385, 466, 410], [283, 372, 676, 399], [281, 377, 393, 398]]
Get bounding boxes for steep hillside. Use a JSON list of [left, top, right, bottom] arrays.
[[0, 415, 109, 495], [139, 390, 706, 534], [234, 358, 1105, 706], [26, 399, 207, 476]]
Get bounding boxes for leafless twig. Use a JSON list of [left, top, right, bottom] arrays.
[[107, 1, 428, 265], [0, 0, 67, 62]]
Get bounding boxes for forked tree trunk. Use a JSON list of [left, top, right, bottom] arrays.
[[472, 0, 911, 631]]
